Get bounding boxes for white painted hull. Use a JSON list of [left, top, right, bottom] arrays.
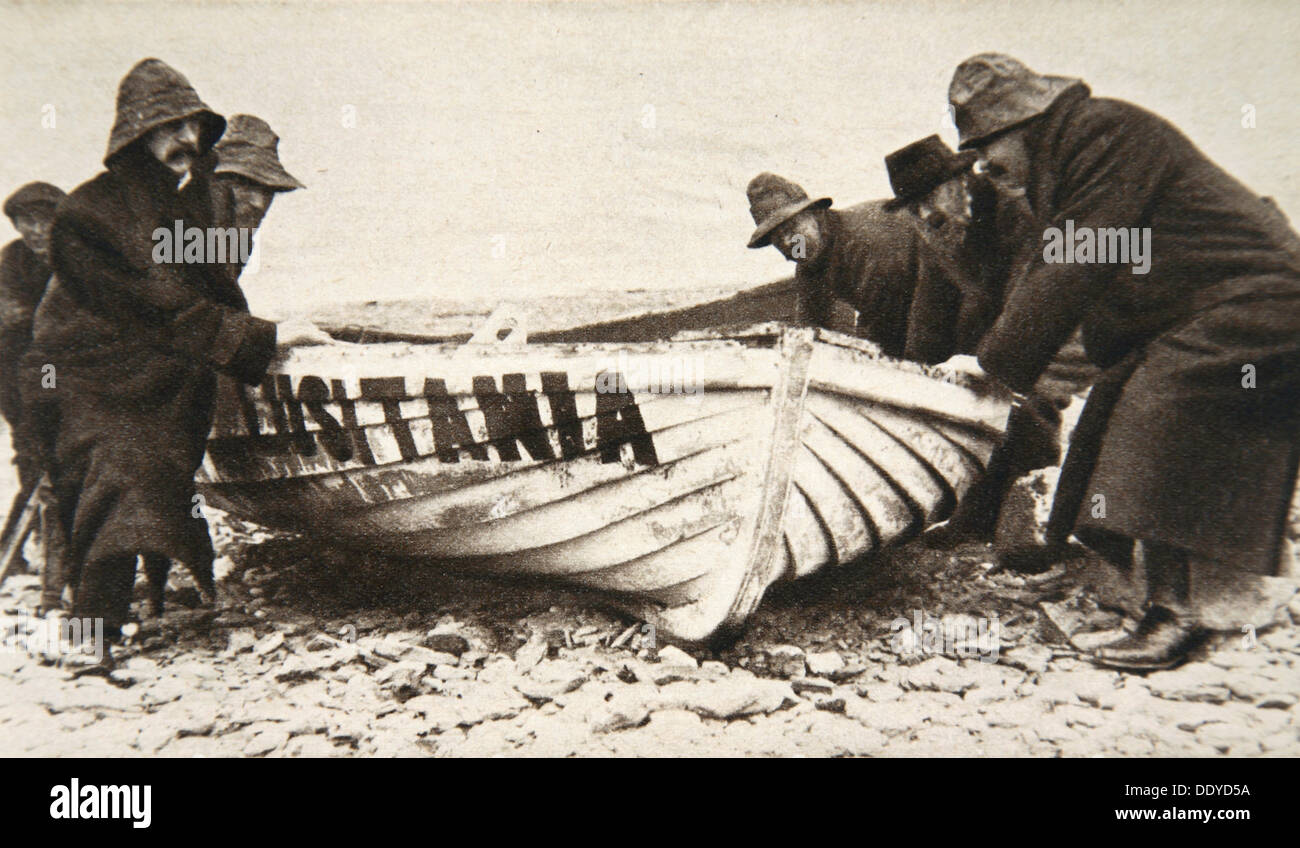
[[197, 325, 1011, 644]]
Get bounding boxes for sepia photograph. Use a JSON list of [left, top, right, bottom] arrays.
[[1, 0, 1297, 786]]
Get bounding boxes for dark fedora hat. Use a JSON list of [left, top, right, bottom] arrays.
[[746, 172, 831, 249], [213, 115, 305, 191], [4, 181, 66, 220], [884, 135, 978, 206]]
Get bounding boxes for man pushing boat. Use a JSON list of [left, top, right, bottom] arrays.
[[21, 59, 330, 661], [745, 155, 1069, 548], [942, 53, 1300, 669], [743, 172, 968, 363], [1, 181, 70, 610], [881, 134, 1095, 548]]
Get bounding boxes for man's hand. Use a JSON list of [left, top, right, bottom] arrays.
[[275, 318, 334, 347], [937, 353, 987, 380]]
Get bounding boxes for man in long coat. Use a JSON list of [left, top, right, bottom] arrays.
[[881, 136, 1069, 546], [1, 181, 68, 598], [22, 59, 321, 646], [120, 113, 306, 618], [947, 53, 1300, 668]]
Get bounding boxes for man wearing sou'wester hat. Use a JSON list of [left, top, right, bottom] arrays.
[[945, 52, 1300, 670], [22, 59, 327, 652], [184, 113, 306, 285]]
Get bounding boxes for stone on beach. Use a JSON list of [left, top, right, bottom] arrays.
[[805, 650, 846, 677]]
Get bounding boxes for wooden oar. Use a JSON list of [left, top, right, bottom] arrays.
[[0, 474, 46, 587]]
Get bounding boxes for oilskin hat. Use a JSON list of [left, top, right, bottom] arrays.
[[212, 115, 305, 191], [949, 53, 1081, 149], [105, 58, 226, 166]]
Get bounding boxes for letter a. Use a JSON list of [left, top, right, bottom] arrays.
[[50, 785, 69, 819], [1042, 227, 1064, 263], [1075, 226, 1094, 263], [183, 225, 204, 263], [152, 227, 172, 264]]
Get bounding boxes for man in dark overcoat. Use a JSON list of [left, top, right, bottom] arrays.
[[743, 172, 969, 363], [1, 181, 68, 601], [882, 136, 1069, 546], [22, 59, 323, 647], [946, 53, 1300, 668]]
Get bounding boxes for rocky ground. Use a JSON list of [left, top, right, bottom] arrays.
[[2, 504, 1299, 758]]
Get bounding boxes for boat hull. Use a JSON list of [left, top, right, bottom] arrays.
[[198, 326, 1010, 644]]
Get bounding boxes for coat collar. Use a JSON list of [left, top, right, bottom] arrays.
[[1025, 82, 1092, 214]]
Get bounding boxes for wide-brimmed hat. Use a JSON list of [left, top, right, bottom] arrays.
[[212, 114, 305, 192], [746, 172, 831, 249], [105, 58, 226, 166], [948, 53, 1081, 149], [884, 135, 978, 205], [4, 181, 66, 220]]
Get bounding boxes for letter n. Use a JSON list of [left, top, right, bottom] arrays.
[[541, 372, 584, 459], [473, 375, 555, 461], [424, 378, 487, 462]]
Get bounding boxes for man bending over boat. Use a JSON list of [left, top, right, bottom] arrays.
[[21, 59, 328, 659], [881, 135, 1090, 547], [942, 53, 1300, 669], [744, 172, 966, 362]]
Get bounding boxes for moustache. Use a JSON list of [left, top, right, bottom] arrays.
[[167, 144, 199, 162]]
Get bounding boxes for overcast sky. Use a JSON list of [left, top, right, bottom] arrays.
[[3, 0, 1296, 315]]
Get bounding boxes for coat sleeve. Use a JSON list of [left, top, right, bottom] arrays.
[[902, 245, 964, 364], [50, 203, 277, 385], [975, 105, 1172, 392], [795, 269, 833, 327], [0, 244, 33, 336]]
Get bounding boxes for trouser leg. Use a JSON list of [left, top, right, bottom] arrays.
[[185, 557, 216, 605], [39, 500, 70, 612], [1139, 539, 1192, 616], [72, 554, 137, 641], [142, 554, 170, 618]]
